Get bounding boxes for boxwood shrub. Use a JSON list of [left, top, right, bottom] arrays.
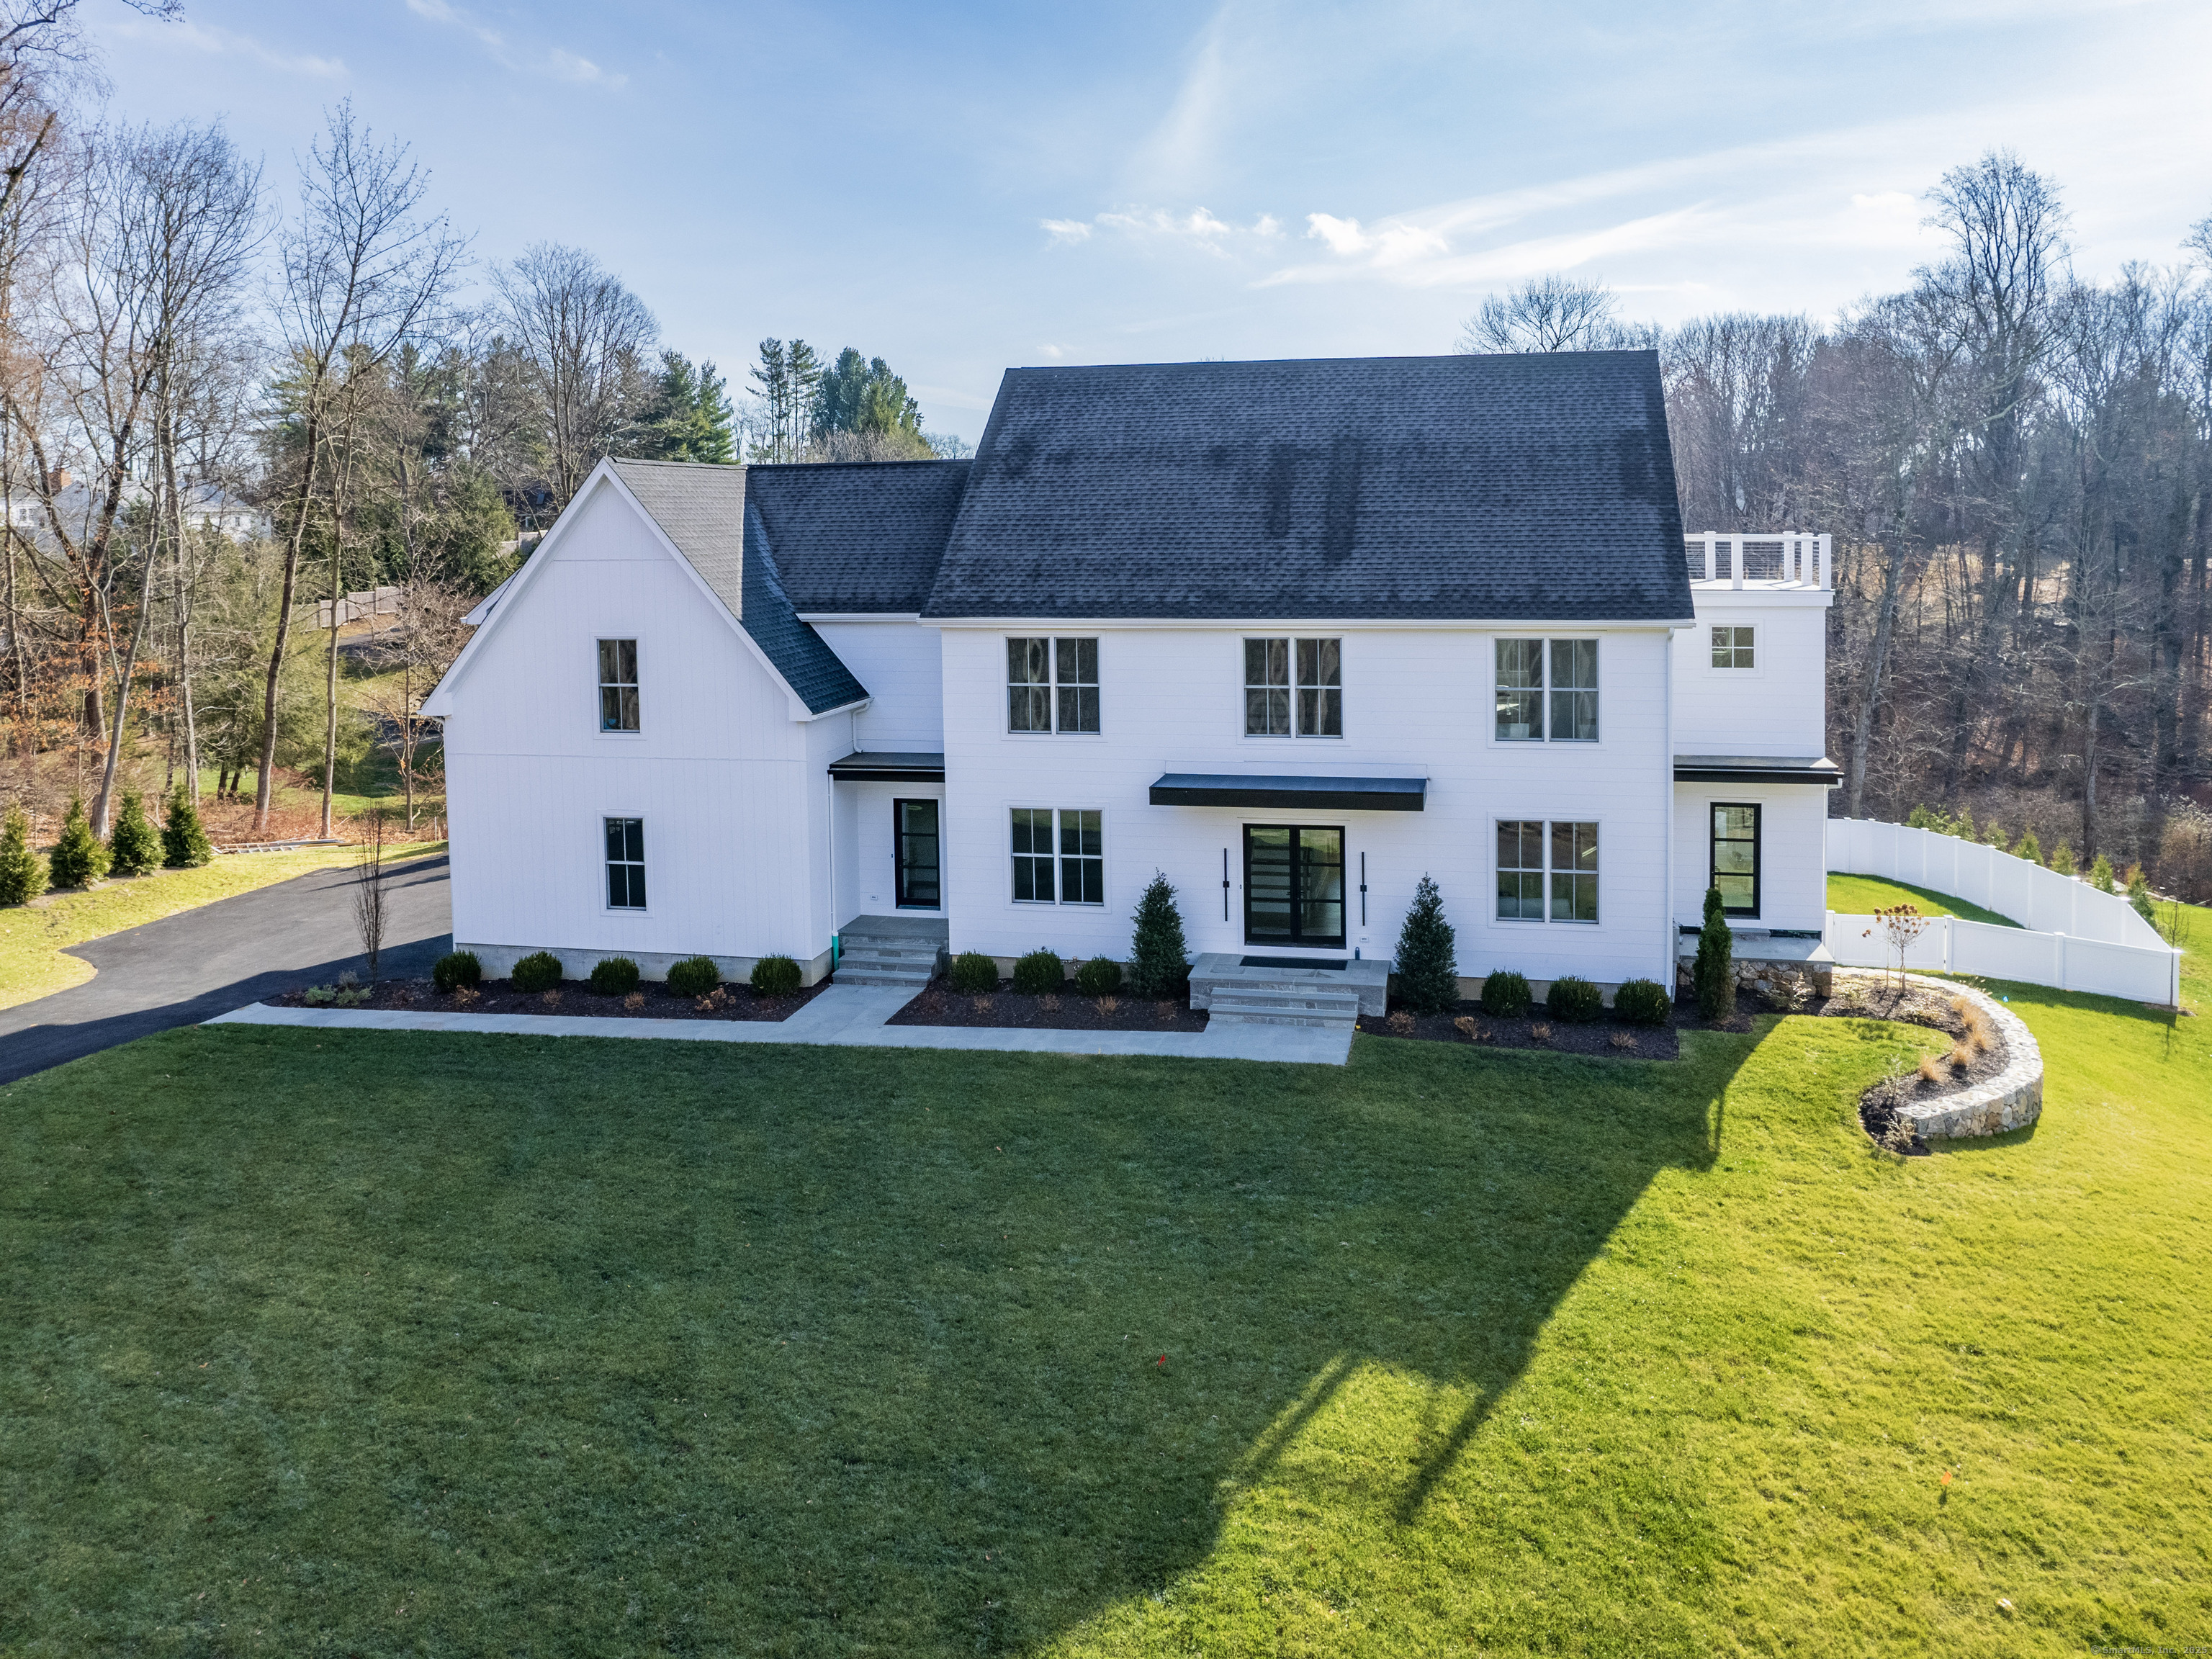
[[948, 951, 999, 994], [1074, 956, 1123, 995], [1546, 974, 1605, 1023], [1480, 968, 1531, 1018], [750, 955, 802, 997], [432, 950, 482, 992], [1613, 977, 1672, 1027], [1012, 949, 1065, 995], [589, 956, 641, 997], [510, 950, 562, 992], [666, 956, 721, 998]]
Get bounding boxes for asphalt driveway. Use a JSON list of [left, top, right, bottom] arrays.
[[0, 853, 452, 1085]]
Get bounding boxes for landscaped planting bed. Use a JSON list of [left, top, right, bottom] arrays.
[[887, 975, 1210, 1033], [269, 974, 831, 1022]]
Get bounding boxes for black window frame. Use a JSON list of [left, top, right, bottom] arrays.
[[598, 638, 640, 732], [894, 798, 940, 910], [1242, 824, 1346, 949], [1011, 806, 1102, 905], [1007, 636, 1100, 734], [1710, 802, 1761, 918], [604, 816, 647, 910]]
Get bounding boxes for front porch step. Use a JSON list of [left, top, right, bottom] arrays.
[[835, 926, 945, 986], [1205, 989, 1362, 1029]]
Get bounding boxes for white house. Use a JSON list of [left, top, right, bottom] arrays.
[[423, 351, 1838, 1002]]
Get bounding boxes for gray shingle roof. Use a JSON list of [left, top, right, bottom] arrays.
[[921, 351, 1691, 622], [607, 459, 868, 715], [745, 460, 969, 613]]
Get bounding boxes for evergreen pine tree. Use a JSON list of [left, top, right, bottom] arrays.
[[1694, 884, 1735, 1021], [1954, 805, 1976, 842], [2013, 829, 2041, 865], [107, 790, 158, 876], [0, 804, 47, 905], [161, 783, 215, 868], [48, 796, 109, 889], [1126, 871, 1190, 997], [2090, 853, 2115, 894], [2126, 866, 2155, 926], [2050, 839, 2075, 873], [1393, 873, 1460, 1014]]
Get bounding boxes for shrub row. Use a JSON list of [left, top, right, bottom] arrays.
[[0, 788, 216, 907], [446, 950, 788, 997], [1471, 970, 1672, 1026]]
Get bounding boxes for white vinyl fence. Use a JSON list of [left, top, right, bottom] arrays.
[[1826, 819, 2183, 1006]]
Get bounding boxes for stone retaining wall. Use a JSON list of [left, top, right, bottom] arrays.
[[1886, 975, 2044, 1142]]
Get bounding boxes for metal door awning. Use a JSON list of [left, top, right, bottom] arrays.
[[1148, 773, 1427, 811], [829, 751, 945, 782]]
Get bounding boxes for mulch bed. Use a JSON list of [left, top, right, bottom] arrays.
[[1355, 1002, 1683, 1058], [270, 976, 832, 1023], [887, 977, 1209, 1033]]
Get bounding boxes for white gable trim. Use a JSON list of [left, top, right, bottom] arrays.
[[422, 459, 863, 723]]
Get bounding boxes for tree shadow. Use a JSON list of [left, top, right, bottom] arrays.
[[12, 1020, 1761, 1653]]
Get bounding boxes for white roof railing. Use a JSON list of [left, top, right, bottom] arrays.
[[1685, 531, 1830, 590]]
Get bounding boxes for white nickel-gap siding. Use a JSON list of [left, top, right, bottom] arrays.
[[1671, 590, 1829, 757], [937, 622, 1678, 984], [813, 620, 945, 752], [441, 478, 834, 977], [1671, 786, 1829, 930]]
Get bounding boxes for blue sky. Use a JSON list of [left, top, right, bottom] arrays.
[[95, 0, 2212, 444]]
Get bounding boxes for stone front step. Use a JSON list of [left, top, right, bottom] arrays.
[[1206, 989, 1362, 1029], [835, 930, 945, 986], [1187, 951, 1392, 1017]]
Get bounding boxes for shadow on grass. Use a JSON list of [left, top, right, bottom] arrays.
[[1, 1022, 1756, 1654]]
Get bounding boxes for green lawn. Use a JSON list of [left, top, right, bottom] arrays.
[[1827, 871, 2023, 927], [0, 845, 444, 1010], [2, 932, 2207, 1653]]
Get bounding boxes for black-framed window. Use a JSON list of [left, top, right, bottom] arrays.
[[1246, 637, 1341, 737], [1494, 818, 1598, 923], [1711, 625, 1755, 669], [598, 639, 639, 732], [605, 817, 646, 909], [1007, 637, 1100, 733], [1496, 638, 1599, 741], [894, 799, 940, 909], [1712, 804, 1760, 917], [1012, 807, 1102, 905], [1244, 825, 1344, 948]]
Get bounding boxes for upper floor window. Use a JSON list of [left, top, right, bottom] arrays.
[[605, 817, 647, 909], [1494, 638, 1599, 742], [598, 639, 639, 732], [1712, 624, 1755, 669], [1245, 637, 1341, 737], [1007, 637, 1100, 733]]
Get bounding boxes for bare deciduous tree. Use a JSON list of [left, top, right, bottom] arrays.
[[1457, 274, 1633, 354], [492, 242, 655, 513]]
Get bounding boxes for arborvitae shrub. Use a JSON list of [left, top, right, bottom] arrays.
[[510, 950, 563, 992], [589, 956, 641, 996], [666, 956, 721, 997], [0, 805, 47, 906], [1905, 803, 1940, 830], [1546, 974, 1605, 1023], [948, 951, 999, 994], [1613, 978, 1673, 1027], [1982, 820, 2007, 846], [1393, 873, 1460, 1014], [1480, 969, 1532, 1018], [1126, 871, 1190, 997], [2089, 854, 2115, 894], [750, 955, 802, 996], [1954, 806, 1977, 842], [2050, 840, 2075, 873], [1694, 885, 1736, 1021], [107, 791, 158, 876], [2013, 829, 2041, 866], [48, 796, 108, 889], [2127, 868, 2155, 925], [1074, 956, 1122, 995], [1012, 949, 1064, 994], [433, 950, 482, 992], [161, 783, 213, 868]]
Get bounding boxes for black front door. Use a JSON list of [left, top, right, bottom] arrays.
[[894, 799, 940, 909], [1244, 825, 1345, 948]]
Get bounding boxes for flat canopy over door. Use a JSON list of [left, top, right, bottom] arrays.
[[1245, 826, 1345, 948]]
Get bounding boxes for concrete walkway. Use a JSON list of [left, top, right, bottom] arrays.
[[207, 980, 1354, 1066]]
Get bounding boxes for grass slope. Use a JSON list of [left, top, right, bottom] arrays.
[[1827, 871, 2023, 927], [1, 930, 2206, 1655], [0, 846, 446, 1010]]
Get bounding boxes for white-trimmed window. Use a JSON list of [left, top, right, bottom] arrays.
[[598, 639, 639, 732], [1011, 808, 1103, 904], [1007, 637, 1100, 733], [605, 817, 647, 909], [1711, 625, 1755, 669], [1494, 638, 1599, 742], [1246, 637, 1341, 737], [1495, 818, 1599, 923]]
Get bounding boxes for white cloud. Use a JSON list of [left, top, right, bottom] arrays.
[[405, 0, 625, 90], [1305, 212, 1369, 255], [1044, 206, 1280, 256], [117, 17, 345, 78], [1037, 343, 1066, 360], [1041, 218, 1094, 246]]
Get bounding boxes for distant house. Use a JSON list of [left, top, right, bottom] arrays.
[[4, 477, 270, 545], [424, 351, 1838, 994]]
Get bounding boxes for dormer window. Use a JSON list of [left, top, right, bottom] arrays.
[[598, 639, 639, 731]]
